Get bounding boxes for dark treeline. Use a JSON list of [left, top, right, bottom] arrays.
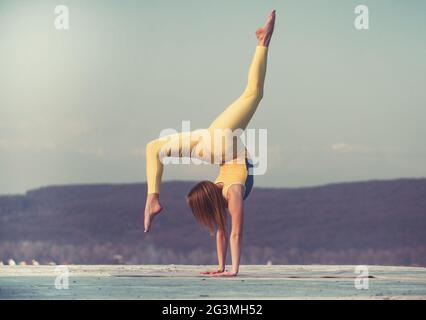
[[1, 179, 426, 266]]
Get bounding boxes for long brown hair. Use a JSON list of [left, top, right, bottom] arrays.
[[186, 181, 227, 234]]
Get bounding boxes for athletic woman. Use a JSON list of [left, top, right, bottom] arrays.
[[144, 10, 276, 277]]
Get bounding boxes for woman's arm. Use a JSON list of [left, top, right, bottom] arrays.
[[213, 184, 244, 276], [200, 227, 228, 275], [216, 227, 228, 271]]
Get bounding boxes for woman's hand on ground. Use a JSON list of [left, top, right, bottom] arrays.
[[200, 268, 224, 275], [209, 271, 238, 277]]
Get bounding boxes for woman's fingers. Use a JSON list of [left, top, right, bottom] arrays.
[[200, 270, 223, 275], [211, 271, 238, 277], [200, 271, 212, 275]]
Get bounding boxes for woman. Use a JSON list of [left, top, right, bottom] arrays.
[[144, 10, 276, 277]]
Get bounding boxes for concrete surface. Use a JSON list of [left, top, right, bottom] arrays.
[[0, 265, 425, 299]]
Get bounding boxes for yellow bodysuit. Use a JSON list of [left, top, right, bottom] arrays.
[[145, 45, 268, 199]]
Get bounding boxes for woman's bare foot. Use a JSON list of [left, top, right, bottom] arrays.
[[256, 10, 276, 47], [144, 193, 163, 233]]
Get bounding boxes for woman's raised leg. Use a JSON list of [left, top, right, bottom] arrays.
[[208, 10, 275, 133]]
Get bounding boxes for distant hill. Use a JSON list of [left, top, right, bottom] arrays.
[[1, 178, 426, 266]]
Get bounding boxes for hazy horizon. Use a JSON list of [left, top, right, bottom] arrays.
[[1, 0, 425, 194], [1, 177, 426, 197]]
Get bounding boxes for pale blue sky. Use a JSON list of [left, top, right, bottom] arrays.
[[1, 0, 425, 194]]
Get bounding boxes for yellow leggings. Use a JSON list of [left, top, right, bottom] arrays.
[[146, 45, 268, 195]]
